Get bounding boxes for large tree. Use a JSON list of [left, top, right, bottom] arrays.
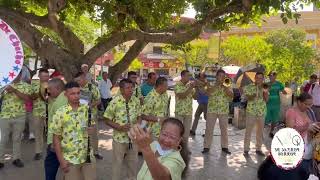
[[0, 0, 319, 82]]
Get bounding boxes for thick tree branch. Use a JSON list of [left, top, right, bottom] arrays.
[[0, 13, 78, 80], [0, 6, 84, 57], [84, 0, 246, 67], [109, 40, 147, 84]]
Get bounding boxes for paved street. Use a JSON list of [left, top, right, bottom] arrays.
[[0, 94, 272, 180]]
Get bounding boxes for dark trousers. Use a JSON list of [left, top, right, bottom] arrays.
[[44, 145, 60, 180], [191, 103, 208, 132], [101, 98, 112, 110]]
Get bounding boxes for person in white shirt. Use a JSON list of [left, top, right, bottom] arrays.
[[308, 78, 320, 121], [98, 72, 113, 110]]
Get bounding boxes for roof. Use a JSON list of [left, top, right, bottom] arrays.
[[222, 11, 320, 35]]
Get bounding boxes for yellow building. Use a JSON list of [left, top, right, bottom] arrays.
[[220, 11, 320, 49]]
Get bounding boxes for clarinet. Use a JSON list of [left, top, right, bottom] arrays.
[[126, 102, 132, 150], [166, 96, 171, 117], [86, 84, 93, 163], [45, 88, 49, 137]]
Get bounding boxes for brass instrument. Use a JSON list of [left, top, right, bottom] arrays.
[[40, 81, 48, 100]]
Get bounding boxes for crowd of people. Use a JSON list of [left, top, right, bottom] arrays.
[[2, 64, 320, 180]]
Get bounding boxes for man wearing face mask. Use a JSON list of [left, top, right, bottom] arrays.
[[242, 72, 269, 157], [74, 72, 103, 160], [142, 77, 170, 138], [104, 79, 141, 180], [203, 69, 233, 154], [174, 70, 195, 149]]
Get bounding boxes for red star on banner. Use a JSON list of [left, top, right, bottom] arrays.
[[9, 72, 15, 79]]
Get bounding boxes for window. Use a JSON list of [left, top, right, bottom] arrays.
[[153, 46, 163, 54]]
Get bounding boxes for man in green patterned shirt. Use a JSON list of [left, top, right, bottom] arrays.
[[104, 79, 141, 180], [75, 72, 103, 160], [52, 82, 96, 180], [203, 69, 233, 154], [242, 72, 269, 156], [45, 78, 67, 180], [0, 72, 32, 168], [174, 70, 195, 144], [31, 68, 50, 160], [142, 77, 170, 138]]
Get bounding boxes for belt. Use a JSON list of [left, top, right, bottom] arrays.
[[313, 105, 320, 108]]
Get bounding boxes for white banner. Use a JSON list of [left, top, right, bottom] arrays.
[[0, 18, 24, 88]]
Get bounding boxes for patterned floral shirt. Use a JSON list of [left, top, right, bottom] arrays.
[[80, 83, 100, 118], [174, 81, 194, 115], [31, 80, 46, 117], [0, 82, 32, 119], [243, 84, 266, 117], [208, 85, 232, 115], [143, 89, 170, 137], [51, 104, 93, 164], [104, 95, 141, 143]]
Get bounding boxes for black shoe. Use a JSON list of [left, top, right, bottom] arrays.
[[256, 150, 265, 157], [202, 148, 210, 154], [202, 134, 205, 137], [243, 151, 249, 157], [190, 130, 196, 136], [222, 148, 231, 155], [138, 152, 143, 156], [94, 153, 103, 160], [0, 163, 4, 169], [269, 133, 274, 138], [34, 153, 42, 160], [12, 159, 24, 168]]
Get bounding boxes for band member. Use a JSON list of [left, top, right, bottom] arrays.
[[174, 70, 195, 144], [242, 72, 269, 156], [191, 72, 209, 136], [0, 72, 32, 168], [52, 82, 96, 180], [203, 69, 233, 154], [45, 78, 67, 180], [75, 72, 103, 160], [31, 68, 50, 160], [128, 71, 143, 105], [142, 77, 170, 138], [104, 79, 141, 180]]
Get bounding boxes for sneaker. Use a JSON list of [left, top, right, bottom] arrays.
[[243, 151, 249, 157], [222, 148, 231, 155], [256, 150, 265, 157], [0, 163, 4, 169], [34, 153, 42, 160], [12, 159, 24, 168], [190, 130, 196, 136], [201, 148, 210, 154], [94, 153, 103, 160]]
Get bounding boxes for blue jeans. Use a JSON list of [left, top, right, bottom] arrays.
[[44, 145, 60, 180]]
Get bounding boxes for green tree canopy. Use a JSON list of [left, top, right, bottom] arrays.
[[1, 0, 319, 82], [164, 39, 215, 68], [221, 28, 316, 83]]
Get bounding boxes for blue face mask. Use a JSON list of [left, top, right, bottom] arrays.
[[155, 141, 173, 156]]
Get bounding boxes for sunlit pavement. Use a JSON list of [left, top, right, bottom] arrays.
[[0, 92, 271, 180]]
